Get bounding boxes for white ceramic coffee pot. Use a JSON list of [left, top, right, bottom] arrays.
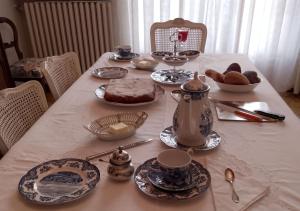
[[172, 72, 213, 146]]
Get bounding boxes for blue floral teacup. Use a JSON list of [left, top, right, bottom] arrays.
[[115, 45, 131, 57], [157, 149, 192, 184]]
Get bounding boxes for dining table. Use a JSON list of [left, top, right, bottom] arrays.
[[0, 52, 299, 211]]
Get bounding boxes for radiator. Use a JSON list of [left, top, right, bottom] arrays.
[[24, 1, 114, 71]]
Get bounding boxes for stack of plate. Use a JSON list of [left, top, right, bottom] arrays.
[[109, 53, 139, 62], [134, 158, 211, 200]]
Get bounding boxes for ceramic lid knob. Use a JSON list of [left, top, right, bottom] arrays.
[[183, 72, 206, 91], [109, 146, 132, 166]]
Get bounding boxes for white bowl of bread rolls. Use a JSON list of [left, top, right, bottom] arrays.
[[205, 63, 261, 93]]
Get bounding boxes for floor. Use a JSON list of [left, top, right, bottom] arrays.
[[45, 90, 55, 107], [280, 91, 300, 117]]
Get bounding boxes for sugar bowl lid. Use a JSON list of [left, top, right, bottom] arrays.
[[109, 146, 132, 165]]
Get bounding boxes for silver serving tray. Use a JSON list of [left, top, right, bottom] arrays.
[[91, 67, 128, 79]]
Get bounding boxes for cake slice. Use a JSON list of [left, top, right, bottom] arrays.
[[104, 78, 156, 104]]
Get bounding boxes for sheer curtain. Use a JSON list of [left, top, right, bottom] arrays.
[[112, 0, 300, 93]]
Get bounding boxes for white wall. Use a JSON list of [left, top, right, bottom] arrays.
[[0, 0, 32, 63], [111, 0, 131, 47]]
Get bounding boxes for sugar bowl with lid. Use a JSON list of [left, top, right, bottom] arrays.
[[107, 146, 135, 181]]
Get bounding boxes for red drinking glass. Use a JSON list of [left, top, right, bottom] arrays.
[[178, 30, 188, 42]]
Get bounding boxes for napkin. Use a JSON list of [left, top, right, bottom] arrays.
[[206, 149, 271, 211]]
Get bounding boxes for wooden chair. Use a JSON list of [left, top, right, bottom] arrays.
[[0, 17, 45, 85], [42, 52, 81, 100], [0, 35, 14, 89], [0, 80, 48, 155], [150, 18, 207, 53]]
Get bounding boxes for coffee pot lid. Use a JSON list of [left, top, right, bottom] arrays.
[[183, 72, 207, 91], [109, 146, 131, 165]]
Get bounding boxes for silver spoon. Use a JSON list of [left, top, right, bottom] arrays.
[[225, 168, 240, 203]]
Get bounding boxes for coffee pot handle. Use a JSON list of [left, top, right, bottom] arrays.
[[170, 90, 181, 102], [187, 148, 194, 156]]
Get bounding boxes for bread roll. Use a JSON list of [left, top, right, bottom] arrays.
[[243, 71, 260, 84], [223, 63, 242, 74], [224, 72, 250, 85], [205, 69, 225, 83]]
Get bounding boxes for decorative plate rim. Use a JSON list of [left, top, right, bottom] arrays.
[[94, 84, 165, 107], [18, 158, 100, 205]]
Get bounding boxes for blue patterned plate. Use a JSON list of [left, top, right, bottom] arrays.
[[147, 160, 201, 192], [134, 158, 210, 200], [18, 158, 100, 205]]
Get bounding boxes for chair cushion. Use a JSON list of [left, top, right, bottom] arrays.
[[10, 58, 45, 78]]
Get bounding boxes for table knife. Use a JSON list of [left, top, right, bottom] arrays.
[[234, 110, 264, 122], [213, 100, 277, 122], [254, 110, 285, 121], [86, 139, 153, 161], [211, 99, 285, 121]]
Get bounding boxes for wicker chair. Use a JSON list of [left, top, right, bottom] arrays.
[[42, 52, 81, 100], [0, 80, 48, 155], [150, 18, 207, 53]]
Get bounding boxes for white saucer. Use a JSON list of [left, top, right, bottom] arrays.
[[160, 126, 221, 151]]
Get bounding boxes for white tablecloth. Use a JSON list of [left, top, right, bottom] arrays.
[[0, 53, 299, 211]]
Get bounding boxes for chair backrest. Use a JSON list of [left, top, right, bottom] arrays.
[[42, 52, 81, 100], [0, 136, 8, 157], [0, 80, 48, 153], [0, 17, 21, 88], [0, 17, 23, 60], [150, 18, 207, 53]]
